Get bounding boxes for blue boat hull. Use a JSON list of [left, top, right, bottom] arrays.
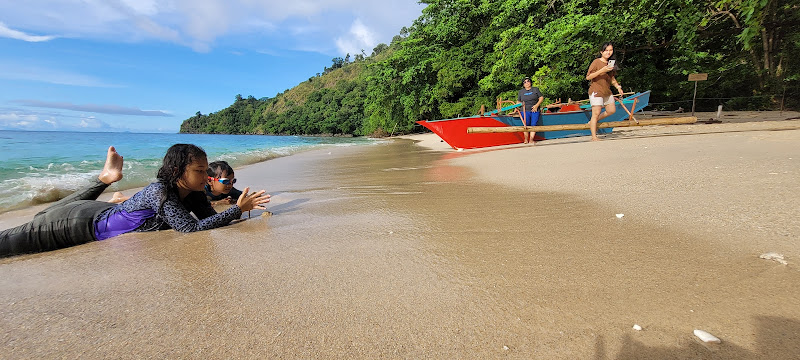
[[418, 91, 651, 149], [496, 91, 651, 140]]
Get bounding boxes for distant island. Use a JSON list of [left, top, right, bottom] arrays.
[[180, 0, 798, 137]]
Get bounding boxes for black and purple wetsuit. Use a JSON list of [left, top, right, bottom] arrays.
[[1, 180, 242, 257]]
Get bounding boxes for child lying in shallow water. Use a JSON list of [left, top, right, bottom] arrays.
[[108, 160, 246, 206], [0, 144, 271, 257]]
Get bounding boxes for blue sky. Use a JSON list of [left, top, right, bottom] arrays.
[[0, 0, 425, 133]]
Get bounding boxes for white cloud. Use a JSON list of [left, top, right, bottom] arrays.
[[335, 19, 377, 57], [78, 116, 111, 129], [0, 21, 57, 42], [0, 112, 58, 130], [0, 109, 126, 131], [12, 99, 173, 117], [119, 0, 160, 16], [0, 0, 424, 55]]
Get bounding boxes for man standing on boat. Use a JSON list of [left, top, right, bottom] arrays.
[[517, 77, 544, 144]]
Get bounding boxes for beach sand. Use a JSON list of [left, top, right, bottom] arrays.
[[1, 111, 799, 358]]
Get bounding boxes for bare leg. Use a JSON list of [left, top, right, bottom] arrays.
[[589, 106, 603, 141], [99, 146, 123, 185], [522, 109, 529, 144], [599, 102, 616, 121], [38, 146, 123, 213], [2, 146, 123, 256], [589, 103, 617, 141]]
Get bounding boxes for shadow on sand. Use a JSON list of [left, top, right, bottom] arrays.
[[596, 316, 800, 359]]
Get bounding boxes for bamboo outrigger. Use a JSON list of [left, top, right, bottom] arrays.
[[467, 116, 697, 134], [417, 91, 664, 150]]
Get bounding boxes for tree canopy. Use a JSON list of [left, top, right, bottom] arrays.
[[181, 0, 799, 136]]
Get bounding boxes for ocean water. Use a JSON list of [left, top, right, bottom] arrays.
[[0, 130, 379, 213]]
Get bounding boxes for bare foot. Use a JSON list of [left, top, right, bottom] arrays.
[[591, 137, 601, 142], [99, 146, 124, 184], [109, 191, 128, 203]]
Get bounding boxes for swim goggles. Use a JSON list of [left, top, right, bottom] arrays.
[[208, 176, 237, 185]]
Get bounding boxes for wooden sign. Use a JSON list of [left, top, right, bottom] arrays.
[[688, 73, 708, 81], [688, 73, 708, 116]]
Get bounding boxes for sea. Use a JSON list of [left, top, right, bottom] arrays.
[[0, 130, 380, 214]]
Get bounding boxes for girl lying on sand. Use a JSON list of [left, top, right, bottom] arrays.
[[108, 160, 245, 206], [0, 144, 271, 257]]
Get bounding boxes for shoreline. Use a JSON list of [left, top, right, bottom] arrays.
[[0, 132, 383, 217], [2, 111, 799, 358], [0, 138, 386, 229]]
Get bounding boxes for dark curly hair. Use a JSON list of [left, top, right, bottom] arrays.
[[156, 144, 207, 212], [207, 160, 234, 178]]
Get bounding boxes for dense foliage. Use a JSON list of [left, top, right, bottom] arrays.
[[180, 0, 799, 136]]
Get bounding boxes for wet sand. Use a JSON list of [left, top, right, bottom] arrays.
[[2, 111, 799, 358]]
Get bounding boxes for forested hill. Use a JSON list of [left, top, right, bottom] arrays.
[[180, 49, 386, 136], [180, 0, 799, 136]]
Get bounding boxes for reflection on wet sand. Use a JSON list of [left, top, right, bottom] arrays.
[[1, 134, 799, 358]]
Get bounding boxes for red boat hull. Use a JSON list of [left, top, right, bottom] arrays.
[[417, 116, 548, 150], [416, 91, 651, 150]]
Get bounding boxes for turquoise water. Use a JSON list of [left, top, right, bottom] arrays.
[[0, 130, 378, 213]]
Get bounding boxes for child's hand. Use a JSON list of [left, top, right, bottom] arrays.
[[236, 187, 271, 212]]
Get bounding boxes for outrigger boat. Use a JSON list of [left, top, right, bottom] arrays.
[[417, 91, 653, 150]]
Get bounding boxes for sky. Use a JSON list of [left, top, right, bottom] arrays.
[[0, 0, 425, 133]]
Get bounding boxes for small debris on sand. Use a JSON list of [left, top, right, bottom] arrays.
[[694, 329, 721, 343], [759, 252, 788, 265]]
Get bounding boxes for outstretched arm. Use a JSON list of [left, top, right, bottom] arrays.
[[157, 190, 242, 233], [236, 187, 271, 212]]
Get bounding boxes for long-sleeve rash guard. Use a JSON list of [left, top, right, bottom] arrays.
[[94, 182, 242, 240]]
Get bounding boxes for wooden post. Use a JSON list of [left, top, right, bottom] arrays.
[[613, 96, 639, 124], [688, 73, 708, 117], [467, 116, 698, 134], [521, 101, 527, 136], [781, 84, 786, 115]]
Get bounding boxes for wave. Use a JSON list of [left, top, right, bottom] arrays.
[[0, 159, 161, 214], [0, 139, 379, 214]]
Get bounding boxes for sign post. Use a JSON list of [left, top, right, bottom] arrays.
[[688, 73, 708, 117]]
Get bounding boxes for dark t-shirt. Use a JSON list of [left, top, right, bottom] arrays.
[[518, 87, 543, 111], [205, 186, 243, 202]]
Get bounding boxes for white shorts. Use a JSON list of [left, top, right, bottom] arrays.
[[589, 92, 614, 106]]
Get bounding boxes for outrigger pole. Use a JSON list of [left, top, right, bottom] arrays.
[[467, 116, 697, 134], [471, 92, 695, 134]]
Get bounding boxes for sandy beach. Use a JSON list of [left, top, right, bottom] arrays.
[[1, 111, 799, 358]]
